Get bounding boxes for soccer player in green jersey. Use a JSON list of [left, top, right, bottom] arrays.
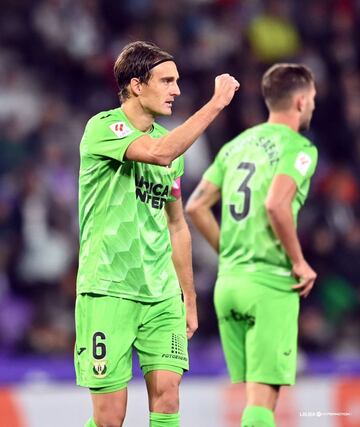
[[186, 64, 317, 427], [74, 41, 239, 427]]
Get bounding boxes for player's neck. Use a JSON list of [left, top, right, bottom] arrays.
[[120, 101, 154, 132], [267, 112, 300, 132]]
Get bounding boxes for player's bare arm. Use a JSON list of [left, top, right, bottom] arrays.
[[166, 198, 198, 339], [125, 74, 240, 166], [185, 180, 221, 253], [265, 174, 317, 297]]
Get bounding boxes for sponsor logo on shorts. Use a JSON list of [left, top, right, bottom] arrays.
[[161, 353, 188, 361], [162, 333, 188, 362], [283, 349, 292, 356], [219, 309, 255, 326], [92, 359, 107, 378]]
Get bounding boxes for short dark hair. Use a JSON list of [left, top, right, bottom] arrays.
[[114, 41, 174, 103], [261, 63, 314, 111]]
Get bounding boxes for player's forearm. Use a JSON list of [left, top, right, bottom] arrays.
[[187, 207, 220, 253], [151, 99, 224, 165], [169, 221, 196, 299], [266, 204, 304, 264]]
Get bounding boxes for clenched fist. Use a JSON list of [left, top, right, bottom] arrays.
[[212, 73, 240, 109]]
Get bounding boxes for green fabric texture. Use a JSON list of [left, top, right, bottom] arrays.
[[150, 412, 180, 427], [241, 405, 275, 427], [84, 418, 98, 427], [77, 107, 184, 302], [75, 295, 187, 390], [203, 122, 317, 289], [214, 275, 299, 385]]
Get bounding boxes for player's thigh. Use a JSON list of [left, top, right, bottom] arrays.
[[246, 287, 300, 385], [135, 295, 188, 377], [214, 276, 256, 382], [75, 293, 141, 391]]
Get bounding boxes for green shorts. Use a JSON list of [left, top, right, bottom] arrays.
[[214, 274, 300, 386], [74, 293, 188, 393]]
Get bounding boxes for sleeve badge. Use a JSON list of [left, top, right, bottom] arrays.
[[109, 121, 133, 138], [294, 152, 312, 176]]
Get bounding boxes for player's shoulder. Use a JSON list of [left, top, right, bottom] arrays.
[[85, 107, 136, 139], [172, 155, 184, 177], [87, 107, 121, 125], [216, 124, 261, 159], [151, 121, 168, 136], [87, 108, 131, 128], [294, 131, 314, 146], [281, 131, 318, 174], [290, 132, 317, 157]]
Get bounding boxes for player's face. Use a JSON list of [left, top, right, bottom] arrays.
[[139, 61, 180, 117], [299, 83, 316, 131]]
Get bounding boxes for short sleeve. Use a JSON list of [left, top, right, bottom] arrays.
[[174, 155, 185, 179], [203, 152, 224, 188], [82, 117, 144, 162], [167, 156, 184, 202], [275, 144, 318, 187]]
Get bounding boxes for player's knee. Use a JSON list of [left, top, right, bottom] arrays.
[[94, 408, 125, 427], [152, 381, 179, 412], [156, 396, 179, 413], [246, 383, 280, 411]]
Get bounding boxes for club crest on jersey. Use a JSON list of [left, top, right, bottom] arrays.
[[109, 122, 133, 138], [295, 152, 312, 176], [92, 359, 107, 378]]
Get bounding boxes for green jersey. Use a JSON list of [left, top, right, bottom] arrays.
[[77, 108, 184, 302], [204, 123, 318, 284]]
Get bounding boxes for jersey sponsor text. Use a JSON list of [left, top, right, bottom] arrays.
[[135, 174, 169, 209]]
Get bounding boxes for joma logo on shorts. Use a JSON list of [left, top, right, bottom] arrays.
[[219, 309, 255, 326]]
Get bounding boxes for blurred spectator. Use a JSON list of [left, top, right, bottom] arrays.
[[247, 0, 301, 62]]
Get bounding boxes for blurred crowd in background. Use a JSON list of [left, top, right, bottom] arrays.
[[1, 0, 360, 366]]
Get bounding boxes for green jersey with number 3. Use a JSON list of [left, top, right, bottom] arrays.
[[203, 123, 318, 284]]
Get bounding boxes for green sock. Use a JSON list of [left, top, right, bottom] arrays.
[[241, 405, 275, 427], [84, 418, 98, 427], [150, 412, 180, 427]]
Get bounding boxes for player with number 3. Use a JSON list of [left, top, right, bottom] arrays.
[[186, 63, 318, 427]]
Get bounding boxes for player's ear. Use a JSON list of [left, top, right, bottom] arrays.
[[129, 78, 142, 96], [296, 93, 306, 113]]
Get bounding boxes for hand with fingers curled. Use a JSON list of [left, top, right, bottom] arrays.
[[212, 73, 240, 109], [183, 294, 198, 339], [291, 259, 317, 298]]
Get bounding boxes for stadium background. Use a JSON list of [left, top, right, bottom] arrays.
[[0, 0, 359, 425]]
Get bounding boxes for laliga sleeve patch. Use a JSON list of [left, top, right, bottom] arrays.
[[171, 177, 181, 199], [294, 152, 312, 176], [109, 122, 133, 138]]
